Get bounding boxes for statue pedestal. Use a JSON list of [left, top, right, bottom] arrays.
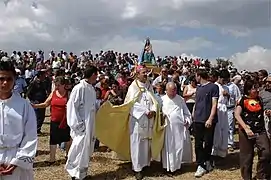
[[144, 63, 161, 74]]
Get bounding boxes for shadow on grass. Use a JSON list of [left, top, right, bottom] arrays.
[[36, 150, 50, 156], [144, 161, 197, 178], [95, 146, 111, 153], [91, 155, 115, 163], [214, 152, 240, 171], [34, 158, 67, 168], [38, 132, 50, 137], [86, 162, 132, 180], [89, 160, 197, 180]]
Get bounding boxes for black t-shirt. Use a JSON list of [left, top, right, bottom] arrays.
[[239, 96, 265, 133], [194, 83, 219, 123]]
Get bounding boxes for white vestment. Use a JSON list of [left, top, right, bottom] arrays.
[[125, 80, 156, 172], [161, 95, 193, 172], [65, 80, 96, 180], [0, 93, 37, 180], [212, 82, 229, 157]]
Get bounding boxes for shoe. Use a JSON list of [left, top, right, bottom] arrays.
[[135, 172, 143, 180], [205, 161, 214, 172], [165, 171, 175, 177], [194, 165, 207, 178], [228, 145, 235, 152], [71, 177, 85, 180], [228, 147, 234, 152]]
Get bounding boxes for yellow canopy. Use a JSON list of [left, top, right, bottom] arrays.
[[95, 92, 165, 161]]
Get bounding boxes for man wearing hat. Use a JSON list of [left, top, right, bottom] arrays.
[[13, 68, 27, 97]]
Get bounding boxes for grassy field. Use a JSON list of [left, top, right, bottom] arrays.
[[34, 112, 258, 180]]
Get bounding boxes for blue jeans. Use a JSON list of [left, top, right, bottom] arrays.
[[227, 108, 235, 147]]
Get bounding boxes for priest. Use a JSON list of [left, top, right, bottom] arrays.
[[0, 61, 38, 180], [65, 66, 98, 180], [95, 65, 165, 180], [125, 65, 158, 180], [161, 82, 193, 174]]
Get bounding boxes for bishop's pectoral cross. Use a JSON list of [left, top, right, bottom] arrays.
[[142, 94, 150, 108]]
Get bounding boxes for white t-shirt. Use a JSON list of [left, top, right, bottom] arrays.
[[25, 69, 33, 79], [52, 60, 61, 69]]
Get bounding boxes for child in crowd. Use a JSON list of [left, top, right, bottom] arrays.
[[155, 83, 165, 108]]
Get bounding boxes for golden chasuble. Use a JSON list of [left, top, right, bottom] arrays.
[[95, 80, 165, 161]]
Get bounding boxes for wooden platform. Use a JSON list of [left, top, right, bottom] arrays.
[[144, 63, 161, 74]]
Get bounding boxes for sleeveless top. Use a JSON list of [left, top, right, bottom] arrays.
[[238, 96, 265, 133], [51, 91, 68, 128], [186, 84, 196, 103]]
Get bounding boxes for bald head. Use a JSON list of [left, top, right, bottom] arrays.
[[166, 82, 177, 98], [166, 82, 176, 89]]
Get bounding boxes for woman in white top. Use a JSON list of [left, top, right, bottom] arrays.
[[52, 58, 61, 70], [183, 75, 197, 113], [183, 75, 197, 135]]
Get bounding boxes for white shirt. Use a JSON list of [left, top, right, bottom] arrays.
[[52, 60, 61, 69], [227, 82, 241, 108], [0, 93, 37, 171], [152, 75, 172, 86], [25, 69, 34, 79]]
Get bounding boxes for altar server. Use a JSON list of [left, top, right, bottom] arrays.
[[65, 66, 98, 180], [0, 60, 37, 180]]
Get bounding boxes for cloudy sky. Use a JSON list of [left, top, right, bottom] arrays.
[[1, 0, 271, 71]]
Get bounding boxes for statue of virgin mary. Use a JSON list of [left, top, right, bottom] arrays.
[[142, 38, 155, 64]]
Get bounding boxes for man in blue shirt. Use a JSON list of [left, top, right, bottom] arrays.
[[13, 69, 27, 97], [193, 69, 219, 178]]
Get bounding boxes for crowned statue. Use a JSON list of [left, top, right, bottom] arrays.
[[141, 37, 156, 65]]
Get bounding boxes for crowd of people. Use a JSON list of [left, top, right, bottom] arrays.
[[0, 49, 270, 180]]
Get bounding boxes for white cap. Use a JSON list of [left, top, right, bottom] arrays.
[[15, 69, 21, 74]]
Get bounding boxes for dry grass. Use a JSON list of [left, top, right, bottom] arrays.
[[34, 111, 260, 180]]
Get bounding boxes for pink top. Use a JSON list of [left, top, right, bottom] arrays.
[[117, 77, 127, 87]]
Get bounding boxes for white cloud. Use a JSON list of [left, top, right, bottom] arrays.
[[0, 0, 270, 72], [122, 1, 138, 19], [221, 28, 251, 37], [180, 53, 200, 60], [231, 46, 271, 71]]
